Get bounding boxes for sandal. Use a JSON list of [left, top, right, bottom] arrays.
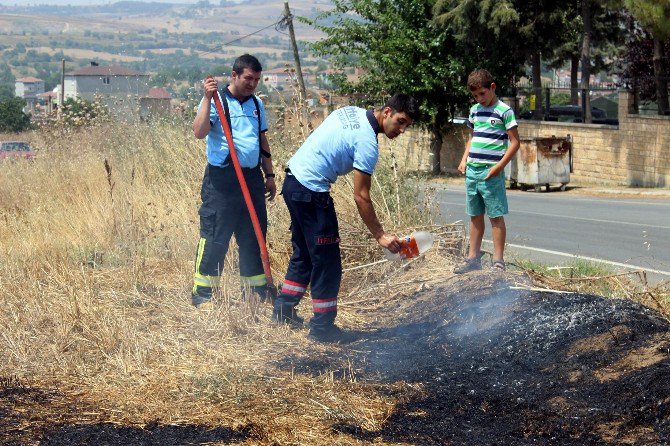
[[454, 256, 482, 274], [492, 260, 506, 271]]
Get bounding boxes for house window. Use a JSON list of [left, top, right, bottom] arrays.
[[102, 76, 110, 85]]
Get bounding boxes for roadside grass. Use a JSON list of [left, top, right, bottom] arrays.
[[512, 258, 616, 281], [510, 258, 669, 314]]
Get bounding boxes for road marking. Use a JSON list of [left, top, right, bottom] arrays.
[[439, 186, 670, 207], [436, 198, 670, 230], [509, 209, 670, 230], [481, 240, 670, 277]]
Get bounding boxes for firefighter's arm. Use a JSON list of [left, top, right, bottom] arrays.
[[193, 77, 218, 139], [260, 132, 276, 200], [353, 170, 401, 253]]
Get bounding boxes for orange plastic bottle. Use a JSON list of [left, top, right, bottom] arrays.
[[384, 231, 434, 261]]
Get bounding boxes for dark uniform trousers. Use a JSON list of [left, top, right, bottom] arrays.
[[274, 174, 341, 330], [192, 163, 267, 303]]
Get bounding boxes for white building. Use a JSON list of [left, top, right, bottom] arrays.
[[59, 63, 151, 120], [15, 76, 45, 114], [263, 67, 293, 91]]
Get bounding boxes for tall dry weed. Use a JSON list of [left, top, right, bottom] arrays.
[[0, 108, 440, 443]]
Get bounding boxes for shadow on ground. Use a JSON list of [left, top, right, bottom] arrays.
[[0, 381, 252, 446], [41, 422, 250, 445]]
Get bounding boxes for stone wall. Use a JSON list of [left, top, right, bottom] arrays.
[[437, 90, 670, 187]]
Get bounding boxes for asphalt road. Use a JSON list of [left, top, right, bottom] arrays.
[[434, 185, 670, 284]]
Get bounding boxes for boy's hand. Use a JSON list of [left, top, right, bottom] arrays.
[[484, 165, 502, 180], [458, 160, 466, 174]]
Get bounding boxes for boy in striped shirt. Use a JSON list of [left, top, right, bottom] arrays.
[[455, 69, 520, 273]]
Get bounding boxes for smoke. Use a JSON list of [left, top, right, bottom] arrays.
[[360, 282, 523, 380]]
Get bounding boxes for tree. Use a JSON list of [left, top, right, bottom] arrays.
[[304, 0, 523, 173], [549, 2, 625, 106], [624, 0, 670, 114], [581, 0, 594, 122], [549, 10, 582, 104], [0, 84, 13, 102], [617, 19, 670, 107], [0, 98, 32, 133], [435, 0, 566, 121]]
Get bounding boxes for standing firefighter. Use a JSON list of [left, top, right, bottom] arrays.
[[191, 54, 276, 308], [274, 94, 419, 342]]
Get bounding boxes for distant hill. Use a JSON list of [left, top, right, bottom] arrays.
[[0, 0, 333, 93], [1, 0, 298, 7], [0, 0, 331, 39], [1, 2, 178, 14], [2, 0, 225, 5]]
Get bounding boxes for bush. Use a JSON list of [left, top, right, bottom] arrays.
[[60, 97, 109, 127], [0, 97, 32, 132]]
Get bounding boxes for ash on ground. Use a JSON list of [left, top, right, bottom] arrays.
[[339, 273, 670, 445]]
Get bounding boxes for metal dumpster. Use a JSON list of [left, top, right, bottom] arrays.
[[507, 136, 572, 192]]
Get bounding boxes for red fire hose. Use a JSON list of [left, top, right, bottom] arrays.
[[210, 85, 275, 298]]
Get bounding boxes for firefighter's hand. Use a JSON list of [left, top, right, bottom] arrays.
[[203, 76, 218, 100], [265, 178, 276, 201], [377, 233, 401, 253]]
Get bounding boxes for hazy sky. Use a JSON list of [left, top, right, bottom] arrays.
[[0, 0, 245, 6]]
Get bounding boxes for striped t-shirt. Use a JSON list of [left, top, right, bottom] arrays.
[[466, 100, 518, 166]]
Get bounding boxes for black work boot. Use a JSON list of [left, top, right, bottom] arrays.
[[250, 284, 276, 305], [272, 305, 304, 328], [307, 325, 356, 344], [191, 286, 213, 308]]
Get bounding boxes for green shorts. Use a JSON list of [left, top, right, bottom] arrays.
[[465, 165, 508, 218]]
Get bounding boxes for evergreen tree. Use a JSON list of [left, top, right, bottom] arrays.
[[304, 0, 522, 173], [434, 0, 566, 120]]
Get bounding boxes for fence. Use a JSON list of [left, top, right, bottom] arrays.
[[511, 81, 620, 124]]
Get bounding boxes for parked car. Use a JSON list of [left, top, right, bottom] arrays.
[[0, 141, 34, 160], [519, 105, 618, 125]]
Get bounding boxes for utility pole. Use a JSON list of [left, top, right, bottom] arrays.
[[283, 1, 312, 132], [59, 59, 65, 119]]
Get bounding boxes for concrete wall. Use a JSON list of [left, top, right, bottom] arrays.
[[61, 74, 152, 122], [15, 81, 44, 98], [436, 90, 670, 187], [68, 75, 151, 100]]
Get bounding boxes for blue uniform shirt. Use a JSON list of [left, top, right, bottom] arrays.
[[200, 87, 268, 168], [288, 107, 380, 192]]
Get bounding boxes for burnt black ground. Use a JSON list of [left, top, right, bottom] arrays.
[[329, 277, 670, 445]]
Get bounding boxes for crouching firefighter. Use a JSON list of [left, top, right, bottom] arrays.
[[191, 54, 276, 307], [273, 93, 419, 342]]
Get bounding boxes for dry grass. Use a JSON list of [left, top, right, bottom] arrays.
[[0, 115, 462, 444], [514, 262, 670, 318], [2, 111, 667, 444]]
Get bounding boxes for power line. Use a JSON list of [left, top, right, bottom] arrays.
[[198, 18, 285, 58]]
